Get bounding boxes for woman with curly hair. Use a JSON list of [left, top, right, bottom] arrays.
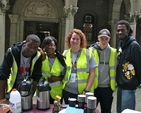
[[62, 28, 97, 104]]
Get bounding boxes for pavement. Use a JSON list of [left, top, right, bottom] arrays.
[[97, 87, 141, 113]]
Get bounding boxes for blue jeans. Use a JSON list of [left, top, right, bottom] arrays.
[[117, 88, 136, 113]]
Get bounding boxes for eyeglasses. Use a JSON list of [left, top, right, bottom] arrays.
[[46, 44, 56, 47]]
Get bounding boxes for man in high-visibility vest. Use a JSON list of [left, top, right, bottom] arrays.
[[89, 29, 117, 113], [0, 34, 42, 100]]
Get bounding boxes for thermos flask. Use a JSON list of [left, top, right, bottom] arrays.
[[37, 79, 50, 110], [19, 76, 33, 111]]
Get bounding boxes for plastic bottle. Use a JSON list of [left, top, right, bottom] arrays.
[[52, 95, 61, 113], [52, 100, 59, 113], [9, 88, 22, 113], [55, 95, 61, 111]]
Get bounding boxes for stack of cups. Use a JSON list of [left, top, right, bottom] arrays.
[[85, 92, 94, 103], [68, 98, 76, 107], [87, 96, 97, 113], [77, 94, 86, 109], [84, 92, 94, 112]]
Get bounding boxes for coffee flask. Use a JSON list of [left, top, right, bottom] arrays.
[[37, 79, 50, 110], [19, 76, 33, 111]]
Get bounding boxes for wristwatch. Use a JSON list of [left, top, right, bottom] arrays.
[[85, 89, 90, 92]]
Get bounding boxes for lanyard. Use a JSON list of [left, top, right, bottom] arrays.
[[71, 49, 81, 70]]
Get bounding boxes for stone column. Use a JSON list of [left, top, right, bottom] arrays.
[[109, 19, 118, 48], [0, 11, 5, 63], [8, 14, 19, 46], [64, 5, 78, 48], [0, 0, 10, 63], [124, 11, 141, 38], [130, 22, 137, 38], [59, 18, 66, 52]]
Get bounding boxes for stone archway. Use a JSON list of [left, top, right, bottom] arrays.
[[9, 0, 66, 51], [136, 19, 141, 45], [110, 0, 132, 47]]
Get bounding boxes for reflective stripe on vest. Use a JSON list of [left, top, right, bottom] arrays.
[[63, 48, 93, 93], [49, 81, 61, 86], [109, 48, 117, 91], [30, 52, 41, 75], [41, 56, 64, 99], [7, 48, 41, 92], [42, 56, 63, 77], [90, 47, 116, 91]]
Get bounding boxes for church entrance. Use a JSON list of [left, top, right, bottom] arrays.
[[24, 21, 59, 45]]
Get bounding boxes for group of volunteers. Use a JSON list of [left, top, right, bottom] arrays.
[[0, 19, 141, 113]]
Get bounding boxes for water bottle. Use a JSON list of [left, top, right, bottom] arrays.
[[9, 88, 22, 113]]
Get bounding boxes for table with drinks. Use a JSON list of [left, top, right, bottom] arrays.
[[22, 104, 100, 113], [0, 104, 99, 113], [0, 91, 99, 113], [0, 75, 100, 113]]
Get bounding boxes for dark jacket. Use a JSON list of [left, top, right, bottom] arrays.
[[116, 36, 141, 90], [0, 42, 42, 82]]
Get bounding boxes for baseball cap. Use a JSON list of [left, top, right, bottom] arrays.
[[98, 29, 111, 38]]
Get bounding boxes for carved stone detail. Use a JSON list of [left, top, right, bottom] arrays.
[[8, 14, 19, 24], [0, 0, 10, 13], [24, 1, 55, 18], [61, 18, 66, 26], [108, 19, 118, 25], [64, 5, 78, 19], [125, 11, 141, 23]]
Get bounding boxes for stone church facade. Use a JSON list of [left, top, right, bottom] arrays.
[[0, 0, 141, 63]]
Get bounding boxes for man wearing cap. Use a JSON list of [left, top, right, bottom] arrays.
[[89, 29, 117, 113]]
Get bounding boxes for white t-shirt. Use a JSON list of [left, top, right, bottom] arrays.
[[16, 46, 31, 88]]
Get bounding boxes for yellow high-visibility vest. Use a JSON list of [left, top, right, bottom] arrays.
[[41, 56, 64, 99], [7, 48, 41, 92], [89, 47, 117, 91], [62, 48, 94, 94]]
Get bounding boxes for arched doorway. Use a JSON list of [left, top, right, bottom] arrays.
[[24, 21, 59, 45], [9, 0, 65, 52]]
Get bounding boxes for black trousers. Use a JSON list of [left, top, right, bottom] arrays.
[[62, 90, 78, 104], [94, 87, 113, 113]]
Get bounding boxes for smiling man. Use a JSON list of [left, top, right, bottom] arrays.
[[0, 34, 42, 100], [116, 20, 141, 113]]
